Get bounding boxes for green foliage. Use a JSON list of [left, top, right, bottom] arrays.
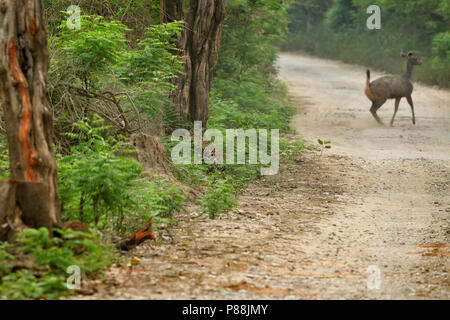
[[53, 14, 129, 88], [317, 139, 332, 156], [118, 21, 183, 84], [224, 164, 261, 191], [18, 228, 111, 276], [210, 0, 294, 131], [58, 119, 141, 227], [168, 133, 262, 219], [317, 139, 331, 147], [280, 138, 313, 164], [0, 227, 113, 300], [0, 271, 68, 300], [211, 77, 293, 131], [0, 134, 9, 179], [121, 178, 185, 234], [58, 119, 185, 233], [324, 0, 356, 30], [215, 0, 288, 79], [201, 177, 236, 219], [148, 0, 161, 23], [44, 0, 154, 39], [49, 14, 184, 135], [218, 1, 280, 69], [431, 31, 450, 84], [287, 0, 331, 34], [47, 12, 187, 233], [116, 21, 184, 129], [0, 242, 14, 277]]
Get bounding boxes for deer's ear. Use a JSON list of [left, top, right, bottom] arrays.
[[400, 52, 407, 58], [408, 52, 413, 56]]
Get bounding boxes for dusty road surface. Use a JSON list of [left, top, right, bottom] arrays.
[[82, 52, 449, 300]]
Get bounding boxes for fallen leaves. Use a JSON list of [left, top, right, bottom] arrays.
[[172, 260, 199, 265], [273, 271, 365, 279], [130, 257, 141, 266], [408, 243, 450, 257], [417, 243, 449, 248], [222, 280, 308, 296]]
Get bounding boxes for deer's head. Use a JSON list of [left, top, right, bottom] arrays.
[[401, 52, 422, 66]]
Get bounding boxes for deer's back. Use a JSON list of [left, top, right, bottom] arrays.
[[370, 75, 413, 100]]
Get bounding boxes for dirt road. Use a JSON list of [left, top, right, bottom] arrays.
[[276, 52, 450, 299], [85, 52, 449, 300]]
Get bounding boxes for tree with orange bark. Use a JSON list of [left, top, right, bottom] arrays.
[[0, 0, 60, 241]]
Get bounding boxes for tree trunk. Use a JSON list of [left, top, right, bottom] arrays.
[[301, 5, 312, 32], [0, 0, 60, 241], [161, 0, 227, 127], [159, 0, 184, 23]]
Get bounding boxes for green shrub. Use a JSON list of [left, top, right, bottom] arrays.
[[58, 119, 185, 233], [50, 14, 184, 133], [431, 31, 450, 84], [0, 227, 113, 300], [116, 21, 184, 130], [0, 242, 14, 277], [324, 0, 356, 30], [52, 14, 129, 88], [58, 120, 141, 227], [121, 179, 185, 234], [201, 177, 236, 219]]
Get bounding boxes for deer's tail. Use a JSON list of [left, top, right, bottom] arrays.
[[365, 69, 376, 102]]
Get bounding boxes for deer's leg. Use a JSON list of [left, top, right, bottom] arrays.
[[370, 100, 385, 125], [390, 97, 401, 127], [406, 95, 416, 125]]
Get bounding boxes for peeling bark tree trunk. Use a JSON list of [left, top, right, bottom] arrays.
[[161, 0, 227, 127], [0, 0, 60, 241]]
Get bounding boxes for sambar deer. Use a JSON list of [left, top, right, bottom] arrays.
[[365, 52, 422, 126]]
